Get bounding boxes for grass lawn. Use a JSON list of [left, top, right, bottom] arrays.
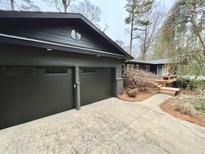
[[192, 100, 205, 115]]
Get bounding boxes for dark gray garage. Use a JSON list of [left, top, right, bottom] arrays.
[[0, 11, 132, 129], [80, 68, 114, 106], [0, 67, 74, 129]]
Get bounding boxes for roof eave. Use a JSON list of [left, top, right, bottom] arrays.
[[0, 33, 128, 59]]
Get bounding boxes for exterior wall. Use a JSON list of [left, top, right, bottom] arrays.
[[0, 43, 121, 68], [124, 63, 157, 74], [0, 21, 121, 55], [124, 62, 172, 76]]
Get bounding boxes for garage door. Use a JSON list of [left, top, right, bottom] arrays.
[[0, 67, 74, 129], [80, 68, 114, 106]]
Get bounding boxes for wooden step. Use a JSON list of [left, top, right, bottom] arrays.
[[160, 90, 176, 96], [160, 87, 180, 92], [153, 82, 163, 88], [160, 87, 180, 96], [157, 85, 162, 88]]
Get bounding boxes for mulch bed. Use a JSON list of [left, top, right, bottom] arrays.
[[118, 92, 155, 102], [160, 99, 205, 127]]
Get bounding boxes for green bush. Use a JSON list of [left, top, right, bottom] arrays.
[[176, 78, 205, 90], [126, 88, 138, 97], [193, 102, 205, 114]]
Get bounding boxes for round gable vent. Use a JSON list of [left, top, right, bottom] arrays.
[[71, 29, 81, 41]]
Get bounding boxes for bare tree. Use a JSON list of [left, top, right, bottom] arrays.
[[10, 0, 14, 10], [70, 0, 101, 25], [0, 0, 15, 10], [43, 0, 104, 31], [125, 0, 154, 55], [0, 0, 40, 11], [139, 12, 164, 60], [20, 0, 41, 11], [44, 0, 71, 13], [115, 40, 125, 48], [99, 21, 108, 33]]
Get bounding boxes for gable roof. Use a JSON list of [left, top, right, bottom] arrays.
[[127, 59, 171, 65], [0, 11, 132, 60]]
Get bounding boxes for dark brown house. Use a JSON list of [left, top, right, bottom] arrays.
[[0, 11, 132, 129], [124, 59, 171, 76]]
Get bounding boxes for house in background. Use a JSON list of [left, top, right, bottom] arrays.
[[123, 59, 172, 76], [0, 11, 132, 129]]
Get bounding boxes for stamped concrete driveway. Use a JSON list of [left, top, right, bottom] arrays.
[[1, 94, 205, 154]]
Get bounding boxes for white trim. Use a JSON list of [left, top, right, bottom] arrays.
[[0, 33, 125, 57]]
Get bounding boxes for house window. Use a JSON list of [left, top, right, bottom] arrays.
[[157, 65, 163, 76], [145, 65, 150, 72], [1, 67, 37, 76], [130, 64, 134, 70], [45, 68, 68, 74], [82, 68, 97, 73], [127, 64, 131, 71], [135, 64, 139, 70]]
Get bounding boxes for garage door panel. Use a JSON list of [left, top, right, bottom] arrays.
[[0, 67, 74, 129], [80, 68, 114, 106]]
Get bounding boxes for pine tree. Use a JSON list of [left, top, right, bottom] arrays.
[[125, 0, 154, 56]]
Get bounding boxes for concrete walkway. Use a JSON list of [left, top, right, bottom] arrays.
[[0, 94, 205, 154]]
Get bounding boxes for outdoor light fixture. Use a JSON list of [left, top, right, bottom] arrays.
[[46, 48, 53, 51]]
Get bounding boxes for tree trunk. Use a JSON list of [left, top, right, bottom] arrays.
[[10, 0, 14, 10], [191, 2, 205, 56], [64, 6, 67, 13], [141, 26, 148, 60], [129, 13, 134, 55], [62, 0, 70, 13]]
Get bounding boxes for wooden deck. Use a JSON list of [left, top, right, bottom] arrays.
[[155, 75, 180, 96], [157, 78, 177, 87]]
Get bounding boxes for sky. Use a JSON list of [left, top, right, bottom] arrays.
[[88, 0, 176, 46], [1, 0, 176, 48]]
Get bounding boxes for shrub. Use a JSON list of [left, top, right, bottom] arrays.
[[126, 88, 138, 97], [176, 78, 205, 91], [193, 101, 205, 114], [124, 70, 160, 92], [176, 78, 192, 89], [174, 99, 197, 116]]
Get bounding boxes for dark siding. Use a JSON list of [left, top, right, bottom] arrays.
[[0, 21, 122, 55], [0, 43, 121, 67]]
